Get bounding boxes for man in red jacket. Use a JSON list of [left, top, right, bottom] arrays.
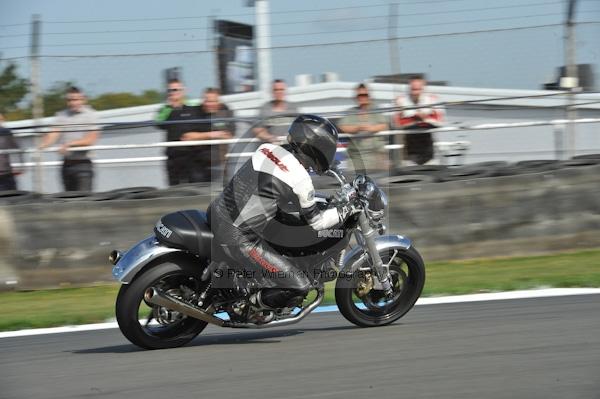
[[394, 76, 445, 165]]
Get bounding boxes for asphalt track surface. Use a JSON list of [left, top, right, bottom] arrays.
[[1, 295, 599, 399]]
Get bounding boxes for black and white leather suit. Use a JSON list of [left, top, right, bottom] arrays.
[[209, 143, 343, 295]]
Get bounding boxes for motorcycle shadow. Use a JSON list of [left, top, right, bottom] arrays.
[[70, 325, 359, 354]]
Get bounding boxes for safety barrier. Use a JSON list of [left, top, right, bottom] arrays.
[[1, 161, 600, 290], [3, 116, 600, 159]]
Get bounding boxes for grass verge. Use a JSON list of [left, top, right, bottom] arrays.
[[2, 248, 600, 331]]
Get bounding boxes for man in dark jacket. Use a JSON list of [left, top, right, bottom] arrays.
[[156, 79, 205, 185], [180, 87, 234, 183]]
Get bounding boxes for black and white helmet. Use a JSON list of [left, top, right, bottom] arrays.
[[288, 114, 339, 173]]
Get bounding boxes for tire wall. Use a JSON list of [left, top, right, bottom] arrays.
[[0, 207, 19, 288], [1, 194, 216, 290], [1, 165, 600, 290], [385, 164, 600, 261]]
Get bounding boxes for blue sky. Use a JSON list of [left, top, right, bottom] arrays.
[[1, 0, 599, 97]]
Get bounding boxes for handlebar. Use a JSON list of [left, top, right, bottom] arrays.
[[324, 164, 347, 186]]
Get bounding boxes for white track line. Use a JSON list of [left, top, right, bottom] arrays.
[[1, 288, 599, 339]]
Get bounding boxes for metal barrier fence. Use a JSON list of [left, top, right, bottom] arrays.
[[2, 105, 600, 192], [2, 116, 600, 158]]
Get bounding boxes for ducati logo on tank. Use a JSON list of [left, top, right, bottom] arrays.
[[317, 229, 344, 238]]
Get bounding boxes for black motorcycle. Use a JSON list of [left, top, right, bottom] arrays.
[[111, 168, 425, 349]]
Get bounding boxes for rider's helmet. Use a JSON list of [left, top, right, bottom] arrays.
[[287, 114, 339, 173]]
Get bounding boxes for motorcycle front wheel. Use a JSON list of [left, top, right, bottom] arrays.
[[115, 259, 209, 349], [335, 246, 425, 327]]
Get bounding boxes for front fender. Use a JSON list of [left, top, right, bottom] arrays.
[[111, 236, 184, 284], [341, 234, 412, 273]]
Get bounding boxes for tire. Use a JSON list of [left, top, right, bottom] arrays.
[[469, 161, 509, 169], [560, 158, 600, 168], [514, 160, 561, 173], [115, 260, 208, 349], [171, 183, 213, 194], [573, 153, 600, 161], [43, 191, 119, 202], [393, 164, 447, 176], [121, 188, 200, 200], [0, 190, 38, 205], [335, 246, 425, 327], [437, 166, 495, 182], [494, 160, 561, 177], [107, 186, 157, 195], [377, 174, 436, 186]]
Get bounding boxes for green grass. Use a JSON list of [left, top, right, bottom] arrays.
[[422, 249, 600, 296], [1, 248, 600, 331], [0, 285, 120, 332]]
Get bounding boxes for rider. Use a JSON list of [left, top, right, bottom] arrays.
[[209, 114, 358, 309]]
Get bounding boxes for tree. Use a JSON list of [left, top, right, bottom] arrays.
[[0, 60, 28, 114], [4, 80, 74, 120], [88, 90, 161, 111], [4, 80, 162, 121]]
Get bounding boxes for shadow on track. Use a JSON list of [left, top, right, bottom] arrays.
[[69, 324, 363, 354], [71, 329, 306, 354]]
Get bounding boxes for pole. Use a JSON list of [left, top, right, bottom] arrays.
[[564, 0, 578, 159], [388, 3, 400, 78], [388, 3, 402, 167], [255, 0, 272, 98], [30, 14, 44, 193]]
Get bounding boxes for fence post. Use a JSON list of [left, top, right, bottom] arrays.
[[30, 14, 44, 193]]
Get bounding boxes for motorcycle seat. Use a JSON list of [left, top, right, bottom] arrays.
[[154, 209, 214, 257]]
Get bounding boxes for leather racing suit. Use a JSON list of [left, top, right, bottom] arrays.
[[209, 143, 343, 304]]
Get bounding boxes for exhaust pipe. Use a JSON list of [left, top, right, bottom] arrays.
[[144, 286, 324, 330], [144, 287, 225, 327], [224, 288, 325, 329]]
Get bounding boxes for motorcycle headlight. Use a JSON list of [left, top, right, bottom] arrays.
[[353, 175, 387, 221]]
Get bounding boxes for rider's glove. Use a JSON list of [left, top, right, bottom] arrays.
[[309, 207, 340, 231], [308, 202, 360, 231], [337, 200, 361, 221]]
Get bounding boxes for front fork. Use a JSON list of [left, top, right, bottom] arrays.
[[356, 212, 394, 297]]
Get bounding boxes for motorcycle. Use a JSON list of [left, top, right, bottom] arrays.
[[111, 167, 425, 349]]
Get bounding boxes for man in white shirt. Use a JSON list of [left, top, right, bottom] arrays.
[[40, 86, 100, 191], [394, 76, 445, 165]]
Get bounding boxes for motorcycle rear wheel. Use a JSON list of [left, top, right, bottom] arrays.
[[115, 260, 208, 349], [335, 246, 425, 327]]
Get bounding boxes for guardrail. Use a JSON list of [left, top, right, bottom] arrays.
[[2, 117, 600, 192], [10, 141, 470, 168], [2, 116, 600, 157]]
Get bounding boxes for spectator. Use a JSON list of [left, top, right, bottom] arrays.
[[0, 113, 24, 191], [253, 79, 298, 143], [338, 83, 389, 174], [156, 79, 204, 185], [40, 86, 100, 191], [394, 76, 445, 165], [181, 87, 234, 183]]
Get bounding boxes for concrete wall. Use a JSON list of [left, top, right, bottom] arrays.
[[1, 164, 600, 290]]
